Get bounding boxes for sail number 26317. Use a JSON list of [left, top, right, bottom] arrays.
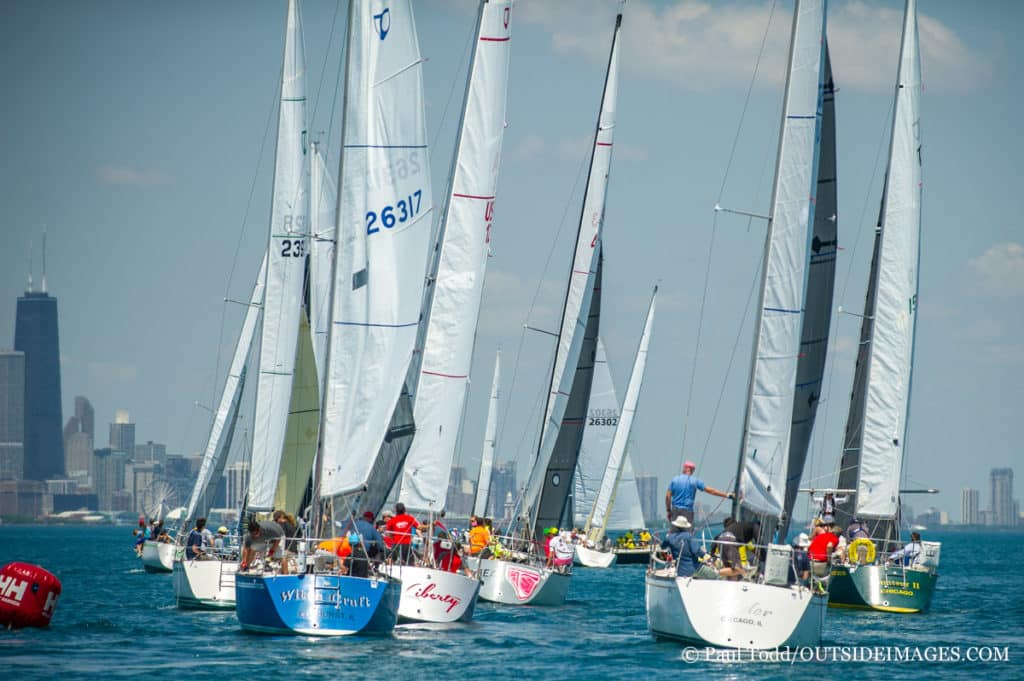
[[367, 190, 423, 235]]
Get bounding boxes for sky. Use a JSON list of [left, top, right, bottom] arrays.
[[1, 0, 1020, 522]]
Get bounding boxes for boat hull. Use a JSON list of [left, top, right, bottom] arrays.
[[477, 558, 570, 606], [613, 547, 651, 565], [173, 558, 238, 610], [645, 571, 827, 649], [140, 541, 174, 573], [235, 572, 400, 636], [574, 544, 617, 568], [828, 564, 937, 613], [380, 565, 480, 623]]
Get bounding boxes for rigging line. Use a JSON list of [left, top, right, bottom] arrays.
[[325, 3, 348, 162], [309, 0, 343, 131], [715, 0, 778, 204], [431, 9, 476, 151]]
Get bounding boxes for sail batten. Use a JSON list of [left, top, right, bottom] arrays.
[[249, 0, 309, 511]]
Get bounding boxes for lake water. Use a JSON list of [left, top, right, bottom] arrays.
[[1, 526, 1021, 680]]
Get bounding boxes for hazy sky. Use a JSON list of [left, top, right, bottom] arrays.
[[1, 0, 1020, 521]]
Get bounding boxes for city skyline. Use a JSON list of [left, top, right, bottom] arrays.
[[1, 1, 1020, 522]]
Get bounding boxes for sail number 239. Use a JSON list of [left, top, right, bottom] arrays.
[[367, 189, 423, 235]]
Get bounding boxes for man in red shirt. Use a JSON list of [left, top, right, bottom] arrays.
[[386, 502, 420, 565], [807, 524, 839, 563]]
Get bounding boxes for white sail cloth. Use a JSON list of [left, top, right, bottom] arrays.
[[473, 350, 501, 519], [309, 142, 337, 389], [399, 1, 513, 512], [249, 0, 309, 511]]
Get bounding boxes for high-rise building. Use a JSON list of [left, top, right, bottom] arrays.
[[636, 474, 660, 526], [225, 461, 250, 511], [488, 462, 517, 521], [109, 410, 136, 455], [14, 289, 64, 481], [961, 488, 980, 525], [63, 396, 95, 486], [990, 468, 1015, 527], [445, 465, 475, 517], [0, 351, 26, 481], [126, 461, 160, 516], [134, 441, 167, 466], [93, 447, 128, 511], [74, 396, 94, 439]]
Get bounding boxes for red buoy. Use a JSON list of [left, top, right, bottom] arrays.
[[0, 562, 62, 629]]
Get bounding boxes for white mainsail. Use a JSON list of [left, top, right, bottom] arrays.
[[249, 0, 309, 511], [839, 0, 922, 524], [522, 14, 622, 533], [399, 0, 513, 512], [319, 0, 433, 503], [309, 141, 337, 388], [183, 254, 267, 525], [573, 339, 618, 525], [585, 287, 656, 543], [473, 350, 501, 519], [736, 0, 826, 519], [781, 44, 838, 533]]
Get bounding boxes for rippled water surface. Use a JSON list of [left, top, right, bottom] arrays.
[[1, 526, 1021, 680]]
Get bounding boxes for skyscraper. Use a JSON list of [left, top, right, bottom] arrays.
[[64, 396, 95, 486], [109, 410, 136, 456], [636, 474, 660, 526], [990, 468, 1015, 527], [14, 289, 64, 481], [488, 462, 517, 521], [74, 396, 94, 439], [0, 351, 26, 481], [961, 488, 980, 525]]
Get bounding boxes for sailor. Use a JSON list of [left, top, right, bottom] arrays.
[[543, 526, 558, 558], [887, 532, 924, 566], [385, 503, 420, 565], [660, 515, 707, 578], [185, 517, 212, 560], [711, 519, 743, 580], [213, 526, 230, 554], [788, 533, 811, 586], [548, 531, 574, 572], [665, 460, 733, 524], [468, 516, 490, 556], [241, 517, 286, 572]]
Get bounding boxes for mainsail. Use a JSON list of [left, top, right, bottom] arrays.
[[836, 0, 922, 543], [473, 350, 501, 519], [399, 0, 513, 513], [585, 287, 656, 544], [182, 254, 267, 527], [318, 0, 433, 511], [780, 44, 838, 536], [249, 0, 309, 512], [522, 14, 622, 537], [309, 141, 337, 388], [735, 0, 826, 522]]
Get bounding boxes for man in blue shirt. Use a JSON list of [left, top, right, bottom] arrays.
[[665, 460, 733, 524], [660, 515, 707, 577]]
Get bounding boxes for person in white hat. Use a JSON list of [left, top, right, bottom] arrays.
[[659, 515, 708, 578], [789, 532, 811, 586]]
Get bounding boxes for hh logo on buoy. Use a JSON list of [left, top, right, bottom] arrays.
[[0, 562, 62, 628], [0, 574, 28, 604]]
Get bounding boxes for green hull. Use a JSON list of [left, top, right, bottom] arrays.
[[829, 564, 937, 613]]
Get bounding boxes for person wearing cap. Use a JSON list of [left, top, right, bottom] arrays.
[[660, 515, 708, 578], [547, 531, 574, 571], [213, 526, 230, 554], [788, 532, 811, 586], [342, 532, 372, 578], [133, 516, 150, 555], [665, 460, 733, 525]]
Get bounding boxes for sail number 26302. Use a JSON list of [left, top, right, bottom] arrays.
[[367, 189, 423, 235]]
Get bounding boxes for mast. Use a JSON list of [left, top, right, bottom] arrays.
[[836, 0, 922, 546], [733, 0, 826, 529], [249, 0, 310, 512], [521, 13, 622, 538], [780, 43, 838, 537], [399, 0, 513, 513], [473, 350, 501, 518]]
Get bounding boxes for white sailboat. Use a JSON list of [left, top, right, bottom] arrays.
[[235, 0, 434, 636], [576, 289, 656, 569], [383, 0, 513, 625], [472, 350, 501, 520], [645, 0, 829, 648], [173, 254, 266, 608], [477, 11, 623, 607], [828, 0, 939, 613]]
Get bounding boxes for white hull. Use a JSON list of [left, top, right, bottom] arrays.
[[380, 565, 480, 623], [140, 540, 175, 573], [477, 558, 570, 606], [574, 544, 617, 568], [645, 571, 827, 649], [173, 558, 238, 609]]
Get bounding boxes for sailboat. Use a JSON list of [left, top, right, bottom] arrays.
[[827, 0, 939, 613], [645, 0, 830, 648], [234, 0, 434, 636], [575, 289, 657, 569], [382, 0, 513, 625], [172, 254, 266, 608], [477, 11, 622, 607]]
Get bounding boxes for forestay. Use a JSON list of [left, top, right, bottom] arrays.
[[399, 0, 513, 512], [250, 0, 309, 511], [320, 0, 433, 501], [183, 255, 266, 526], [522, 14, 622, 533], [737, 0, 826, 519]]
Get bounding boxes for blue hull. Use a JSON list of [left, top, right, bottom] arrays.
[[235, 572, 400, 636]]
